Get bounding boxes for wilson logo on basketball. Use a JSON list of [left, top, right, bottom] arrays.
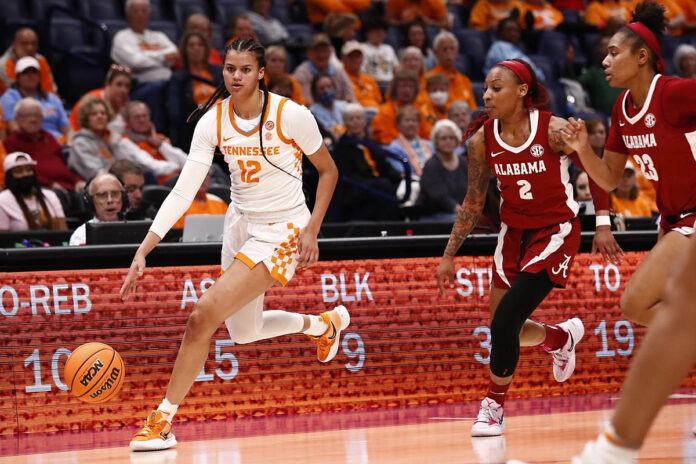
[[89, 367, 121, 399], [530, 144, 544, 158], [79, 359, 104, 386]]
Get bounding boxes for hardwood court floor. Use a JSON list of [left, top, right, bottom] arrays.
[[2, 395, 694, 463]]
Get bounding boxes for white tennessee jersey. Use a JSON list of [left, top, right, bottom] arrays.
[[213, 92, 322, 221]]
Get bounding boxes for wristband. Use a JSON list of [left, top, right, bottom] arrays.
[[596, 216, 611, 228]]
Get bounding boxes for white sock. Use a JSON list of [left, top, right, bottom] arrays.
[[303, 314, 328, 336], [157, 398, 178, 423], [596, 428, 640, 462]]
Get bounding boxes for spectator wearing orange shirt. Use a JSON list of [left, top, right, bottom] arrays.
[[341, 41, 383, 114], [182, 14, 223, 66], [517, 0, 563, 30], [611, 162, 657, 218], [264, 46, 306, 106], [225, 14, 258, 46], [0, 28, 57, 97], [585, 0, 632, 31], [372, 70, 423, 144], [70, 65, 133, 142], [421, 31, 477, 110], [386, 0, 449, 28], [173, 168, 228, 229], [469, 0, 522, 31], [417, 73, 450, 139], [305, 0, 370, 27], [123, 101, 187, 184], [676, 0, 696, 33]]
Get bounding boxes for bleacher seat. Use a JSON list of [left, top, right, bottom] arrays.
[[285, 23, 314, 45], [385, 27, 402, 51], [77, 0, 124, 21], [662, 35, 690, 75], [93, 18, 128, 50], [148, 0, 170, 21], [210, 22, 225, 51], [30, 0, 75, 17], [529, 54, 558, 82], [269, 1, 291, 24], [560, 9, 580, 24], [143, 185, 172, 209], [454, 54, 469, 76], [148, 20, 179, 45], [208, 184, 231, 204], [50, 18, 87, 51], [215, 0, 247, 26], [173, 0, 214, 29], [538, 30, 567, 60], [452, 28, 488, 81], [471, 81, 484, 108], [0, 0, 30, 19], [57, 52, 106, 105]]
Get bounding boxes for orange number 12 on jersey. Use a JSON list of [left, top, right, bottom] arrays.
[[237, 160, 261, 183]]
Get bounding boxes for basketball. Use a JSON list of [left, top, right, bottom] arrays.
[[64, 343, 125, 403]]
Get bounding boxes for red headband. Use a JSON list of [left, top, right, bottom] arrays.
[[498, 60, 532, 86], [626, 21, 666, 74], [498, 60, 533, 106]]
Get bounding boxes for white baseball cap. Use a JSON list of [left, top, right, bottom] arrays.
[[341, 40, 363, 56], [15, 56, 40, 74], [3, 152, 37, 172]]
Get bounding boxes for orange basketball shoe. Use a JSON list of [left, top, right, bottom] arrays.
[[308, 305, 350, 363], [129, 410, 177, 451]]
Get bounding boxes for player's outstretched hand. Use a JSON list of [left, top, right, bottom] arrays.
[[437, 255, 456, 296], [120, 254, 145, 301], [592, 225, 625, 264], [297, 227, 319, 268], [560, 117, 588, 152]]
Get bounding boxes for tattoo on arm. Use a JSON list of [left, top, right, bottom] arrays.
[[549, 129, 567, 151], [444, 137, 489, 257]]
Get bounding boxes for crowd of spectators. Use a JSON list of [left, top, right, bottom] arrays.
[[1, 0, 691, 241]]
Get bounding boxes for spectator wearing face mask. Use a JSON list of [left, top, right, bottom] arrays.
[[309, 73, 348, 147], [0, 152, 66, 231], [417, 73, 450, 139]]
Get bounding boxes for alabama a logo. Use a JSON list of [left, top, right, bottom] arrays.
[[551, 254, 572, 278]]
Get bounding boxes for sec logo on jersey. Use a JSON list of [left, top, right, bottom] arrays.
[[530, 144, 544, 158], [644, 113, 656, 128]]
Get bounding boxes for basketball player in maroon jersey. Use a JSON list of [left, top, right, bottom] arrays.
[[437, 58, 622, 437], [564, 2, 696, 329], [560, 3, 696, 461]]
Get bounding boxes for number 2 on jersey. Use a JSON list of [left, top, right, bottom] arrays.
[[517, 179, 533, 200], [237, 160, 261, 183]]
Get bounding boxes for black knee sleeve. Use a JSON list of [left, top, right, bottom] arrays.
[[489, 271, 556, 377]]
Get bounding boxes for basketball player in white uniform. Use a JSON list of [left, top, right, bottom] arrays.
[[120, 38, 348, 451]]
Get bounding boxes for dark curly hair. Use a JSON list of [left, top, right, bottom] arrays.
[[622, 1, 667, 72]]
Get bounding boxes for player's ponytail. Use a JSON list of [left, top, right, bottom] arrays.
[[623, 1, 667, 74]]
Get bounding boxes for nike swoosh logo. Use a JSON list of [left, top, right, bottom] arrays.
[[619, 121, 625, 126], [327, 321, 337, 340], [491, 151, 505, 157], [681, 212, 693, 219], [223, 136, 233, 142]]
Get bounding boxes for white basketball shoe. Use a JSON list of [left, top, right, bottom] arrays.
[[471, 398, 505, 437], [550, 317, 584, 382], [572, 433, 638, 464]]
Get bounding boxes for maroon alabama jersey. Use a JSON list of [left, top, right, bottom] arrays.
[[484, 109, 579, 229], [606, 75, 696, 219]]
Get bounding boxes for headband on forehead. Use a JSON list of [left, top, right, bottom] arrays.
[[626, 21, 666, 74], [498, 60, 532, 87]]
